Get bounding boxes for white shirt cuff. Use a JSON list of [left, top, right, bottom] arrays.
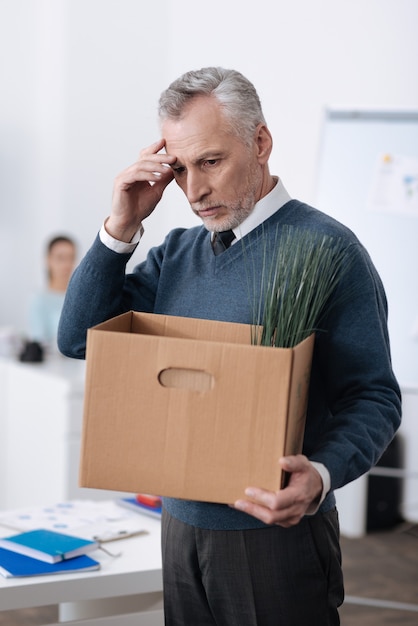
[[306, 461, 331, 515], [99, 220, 143, 254]]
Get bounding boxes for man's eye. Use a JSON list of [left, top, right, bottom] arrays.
[[204, 159, 218, 167], [173, 166, 186, 175]]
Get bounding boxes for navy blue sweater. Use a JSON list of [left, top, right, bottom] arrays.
[[58, 200, 401, 529]]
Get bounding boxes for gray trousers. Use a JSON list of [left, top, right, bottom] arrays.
[[162, 508, 344, 626]]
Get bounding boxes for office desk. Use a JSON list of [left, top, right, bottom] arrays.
[[0, 356, 128, 509], [0, 512, 163, 624]]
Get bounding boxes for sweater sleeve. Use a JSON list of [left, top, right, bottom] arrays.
[[57, 227, 191, 360], [58, 234, 151, 359], [305, 242, 402, 491]]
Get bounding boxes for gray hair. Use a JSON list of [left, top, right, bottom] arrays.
[[158, 67, 266, 146]]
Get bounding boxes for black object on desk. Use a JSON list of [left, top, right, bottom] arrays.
[[19, 340, 44, 363]]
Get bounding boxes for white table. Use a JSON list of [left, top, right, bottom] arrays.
[[0, 355, 130, 509], [0, 512, 163, 625]]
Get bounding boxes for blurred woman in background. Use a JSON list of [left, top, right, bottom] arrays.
[[28, 235, 77, 352]]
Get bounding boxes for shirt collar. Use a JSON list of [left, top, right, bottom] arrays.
[[232, 177, 291, 242]]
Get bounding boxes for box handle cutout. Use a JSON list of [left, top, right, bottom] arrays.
[[158, 368, 214, 392]]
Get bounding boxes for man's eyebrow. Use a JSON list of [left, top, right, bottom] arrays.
[[171, 151, 225, 169], [196, 151, 224, 163]]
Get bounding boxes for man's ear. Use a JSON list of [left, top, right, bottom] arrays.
[[254, 124, 273, 164]]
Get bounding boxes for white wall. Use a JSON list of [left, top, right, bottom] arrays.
[[1, 0, 418, 338]]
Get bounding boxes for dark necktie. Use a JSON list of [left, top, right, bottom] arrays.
[[212, 229, 235, 255]]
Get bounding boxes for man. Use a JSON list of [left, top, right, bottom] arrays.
[[58, 67, 401, 625]]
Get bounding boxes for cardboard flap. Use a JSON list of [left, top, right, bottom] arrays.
[[132, 311, 254, 345], [93, 311, 255, 346], [283, 333, 315, 459]]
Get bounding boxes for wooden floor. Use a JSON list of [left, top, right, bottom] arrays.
[[339, 521, 418, 625], [1, 523, 417, 625]]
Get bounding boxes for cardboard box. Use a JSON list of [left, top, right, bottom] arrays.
[[79, 311, 314, 504]]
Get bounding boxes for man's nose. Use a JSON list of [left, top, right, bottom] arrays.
[[185, 171, 210, 203]]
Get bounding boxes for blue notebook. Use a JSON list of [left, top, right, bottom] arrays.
[[0, 547, 100, 578], [0, 529, 99, 564]]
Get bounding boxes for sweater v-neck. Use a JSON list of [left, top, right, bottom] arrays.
[[209, 199, 298, 271]]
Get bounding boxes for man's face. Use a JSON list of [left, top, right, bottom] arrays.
[[162, 96, 264, 232]]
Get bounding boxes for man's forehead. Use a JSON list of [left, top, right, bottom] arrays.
[[162, 125, 231, 162]]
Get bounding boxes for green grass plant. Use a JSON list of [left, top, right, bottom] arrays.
[[244, 225, 350, 348]]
